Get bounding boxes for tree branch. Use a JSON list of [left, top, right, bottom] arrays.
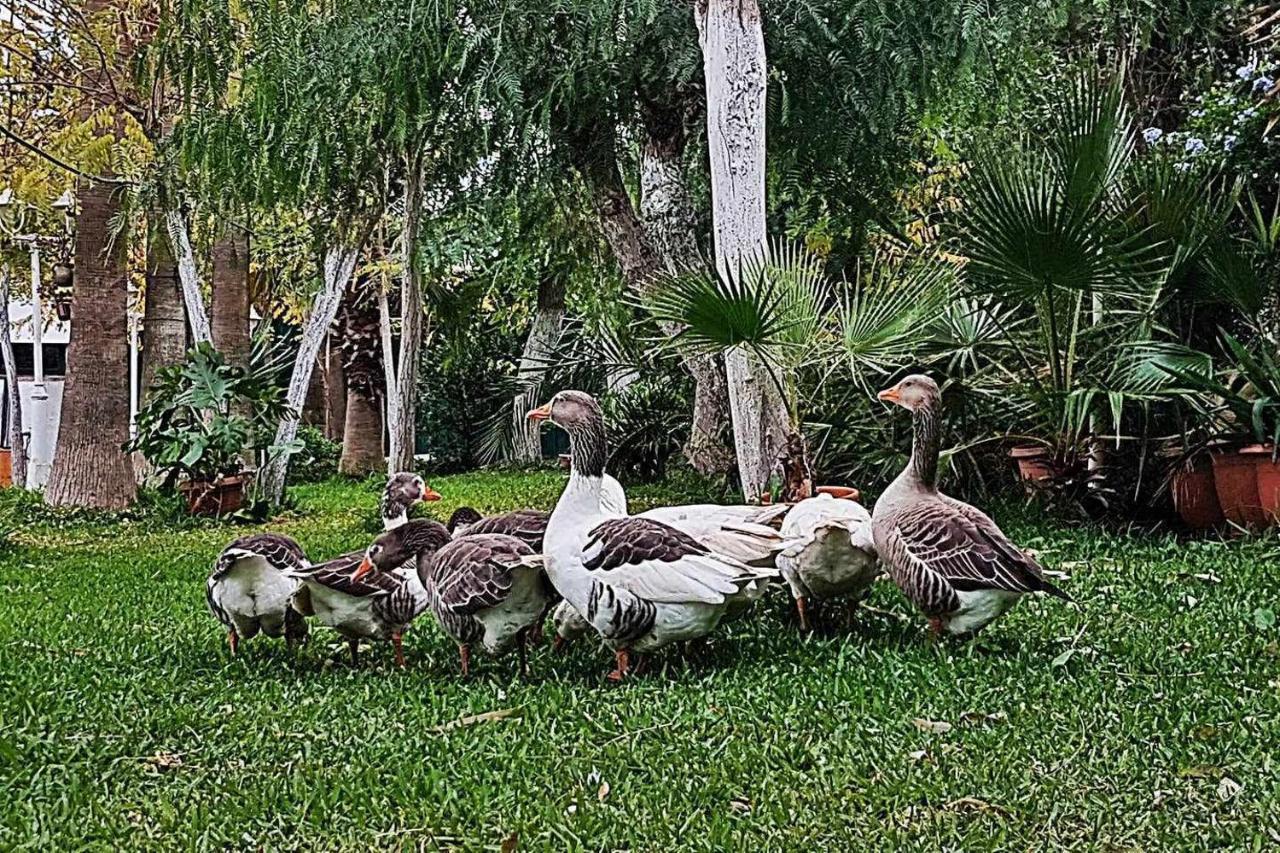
[[0, 122, 133, 185]]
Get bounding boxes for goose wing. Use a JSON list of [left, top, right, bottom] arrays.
[[886, 499, 1067, 611], [582, 517, 774, 605], [430, 534, 539, 615], [212, 532, 307, 579], [461, 509, 550, 551], [290, 553, 399, 598]]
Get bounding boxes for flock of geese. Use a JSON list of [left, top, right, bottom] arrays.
[[205, 375, 1071, 680]]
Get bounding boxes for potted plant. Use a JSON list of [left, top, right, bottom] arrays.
[[126, 342, 292, 516], [1163, 331, 1280, 529]]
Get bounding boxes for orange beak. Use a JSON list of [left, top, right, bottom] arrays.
[[877, 385, 902, 403], [527, 402, 552, 422], [421, 486, 442, 502], [352, 556, 374, 581]]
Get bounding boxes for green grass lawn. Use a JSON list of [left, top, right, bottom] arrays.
[[1, 470, 1278, 849]]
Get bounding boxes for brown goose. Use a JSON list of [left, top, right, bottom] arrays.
[[362, 521, 549, 676], [207, 533, 310, 654], [381, 472, 442, 529], [291, 520, 452, 666], [447, 506, 549, 550], [871, 375, 1069, 636]]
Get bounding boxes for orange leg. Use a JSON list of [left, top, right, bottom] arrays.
[[227, 630, 239, 656], [458, 643, 471, 677], [796, 596, 812, 632], [606, 647, 632, 682], [391, 632, 406, 669]]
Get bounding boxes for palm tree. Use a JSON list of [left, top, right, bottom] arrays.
[[140, 215, 188, 399], [339, 276, 385, 476], [45, 179, 136, 509]]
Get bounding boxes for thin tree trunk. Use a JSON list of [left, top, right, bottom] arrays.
[[162, 207, 212, 344], [639, 99, 734, 476], [324, 333, 346, 442], [343, 274, 385, 477], [260, 239, 362, 503], [695, 0, 800, 502], [45, 179, 136, 509], [511, 276, 565, 463], [0, 262, 28, 488], [210, 224, 251, 366], [383, 152, 426, 474]]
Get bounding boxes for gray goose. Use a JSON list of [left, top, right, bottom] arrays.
[[871, 374, 1069, 636], [381, 472, 441, 529], [447, 506, 549, 550], [291, 520, 452, 666], [364, 521, 549, 676], [206, 533, 310, 654]]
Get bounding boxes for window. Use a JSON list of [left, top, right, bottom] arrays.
[[0, 343, 68, 378]]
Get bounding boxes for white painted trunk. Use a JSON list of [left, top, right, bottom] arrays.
[[260, 240, 361, 503], [695, 0, 791, 501], [0, 263, 28, 488], [510, 294, 564, 463], [162, 207, 212, 344], [382, 155, 425, 475]]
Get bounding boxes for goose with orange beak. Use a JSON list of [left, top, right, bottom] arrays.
[[871, 374, 1070, 636], [380, 472, 442, 530], [530, 390, 778, 681]]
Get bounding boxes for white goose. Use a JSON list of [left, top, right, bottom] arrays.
[[206, 533, 310, 654], [529, 390, 778, 680], [776, 493, 880, 630]]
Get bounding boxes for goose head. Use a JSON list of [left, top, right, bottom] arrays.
[[527, 390, 602, 432], [877, 374, 940, 413], [354, 519, 452, 580]]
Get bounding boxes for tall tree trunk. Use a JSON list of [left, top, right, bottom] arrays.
[[695, 0, 803, 502], [341, 275, 385, 476], [382, 152, 425, 474], [639, 99, 735, 476], [162, 207, 212, 344], [45, 179, 136, 509], [141, 213, 188, 398], [0, 263, 28, 488], [260, 239, 363, 503], [210, 224, 251, 366], [324, 333, 346, 442], [511, 276, 565, 463]]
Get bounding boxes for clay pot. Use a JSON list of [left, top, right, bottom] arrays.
[[1171, 457, 1223, 530], [1245, 444, 1280, 524], [1009, 444, 1055, 485], [179, 475, 246, 516], [1210, 450, 1268, 529], [0, 448, 10, 488], [816, 485, 861, 502]]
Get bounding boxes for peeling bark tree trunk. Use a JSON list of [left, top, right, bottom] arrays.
[[511, 276, 565, 463], [639, 100, 735, 476], [45, 179, 136, 509], [343, 276, 385, 477], [382, 153, 426, 475], [0, 263, 28, 488], [141, 213, 188, 399], [162, 207, 212, 344], [695, 0, 801, 502], [260, 239, 362, 503]]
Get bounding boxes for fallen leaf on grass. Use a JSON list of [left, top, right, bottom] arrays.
[[1254, 608, 1276, 630], [144, 751, 183, 772], [944, 796, 1011, 816], [958, 710, 1008, 727], [1051, 648, 1076, 668], [597, 781, 610, 802], [1179, 764, 1223, 779], [1217, 777, 1242, 802], [907, 749, 929, 763], [431, 708, 520, 733], [730, 797, 751, 813], [500, 832, 518, 853], [912, 718, 953, 734]]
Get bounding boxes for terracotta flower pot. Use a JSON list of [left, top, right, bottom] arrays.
[[0, 448, 11, 488], [1171, 457, 1223, 530], [179, 475, 246, 516], [1210, 450, 1268, 529], [816, 485, 861, 502], [1009, 444, 1055, 485], [1245, 444, 1280, 524]]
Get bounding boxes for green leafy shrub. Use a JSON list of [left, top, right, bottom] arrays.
[[289, 426, 342, 484]]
